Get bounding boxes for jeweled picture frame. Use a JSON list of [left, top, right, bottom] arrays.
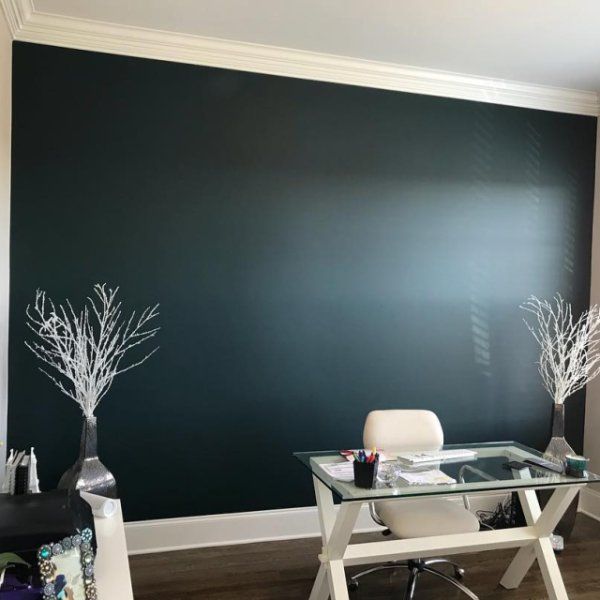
[[37, 528, 97, 600]]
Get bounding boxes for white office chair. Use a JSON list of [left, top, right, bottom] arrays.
[[347, 410, 480, 600]]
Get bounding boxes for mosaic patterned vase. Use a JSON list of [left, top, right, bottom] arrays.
[[539, 403, 578, 542], [544, 404, 575, 466], [58, 417, 118, 499]]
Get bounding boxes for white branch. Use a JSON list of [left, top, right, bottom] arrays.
[[521, 295, 600, 405], [25, 284, 159, 417]]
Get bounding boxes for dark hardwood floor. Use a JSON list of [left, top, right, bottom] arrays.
[[130, 514, 600, 599]]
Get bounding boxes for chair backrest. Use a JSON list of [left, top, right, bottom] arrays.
[[363, 410, 444, 454]]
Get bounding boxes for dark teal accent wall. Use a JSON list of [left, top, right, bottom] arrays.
[[8, 42, 597, 521]]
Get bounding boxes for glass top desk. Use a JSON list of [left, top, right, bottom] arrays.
[[294, 442, 600, 600]]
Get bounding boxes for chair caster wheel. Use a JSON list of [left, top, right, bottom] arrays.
[[348, 580, 359, 592], [454, 567, 465, 580]]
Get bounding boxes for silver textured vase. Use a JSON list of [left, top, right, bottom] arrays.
[[544, 404, 575, 466], [58, 416, 118, 499], [539, 403, 577, 542]]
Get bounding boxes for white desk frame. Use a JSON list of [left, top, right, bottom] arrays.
[[82, 494, 135, 600], [308, 476, 585, 600]]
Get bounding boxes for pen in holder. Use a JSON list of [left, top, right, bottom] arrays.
[[353, 449, 379, 488]]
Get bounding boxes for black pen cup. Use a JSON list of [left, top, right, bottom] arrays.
[[353, 460, 379, 489]]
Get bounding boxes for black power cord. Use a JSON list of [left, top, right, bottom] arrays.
[[476, 492, 525, 530]]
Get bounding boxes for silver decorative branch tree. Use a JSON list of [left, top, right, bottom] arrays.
[[521, 295, 600, 405], [25, 284, 159, 419]]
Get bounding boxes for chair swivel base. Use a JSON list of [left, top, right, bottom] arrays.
[[348, 558, 478, 600]]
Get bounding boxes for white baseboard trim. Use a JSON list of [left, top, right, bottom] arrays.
[[125, 493, 509, 555], [578, 487, 600, 522], [125, 504, 382, 555]]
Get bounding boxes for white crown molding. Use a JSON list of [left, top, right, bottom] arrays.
[[0, 0, 598, 116], [0, 0, 31, 38]]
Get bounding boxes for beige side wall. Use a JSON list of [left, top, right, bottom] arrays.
[[585, 119, 600, 475], [0, 11, 10, 472]]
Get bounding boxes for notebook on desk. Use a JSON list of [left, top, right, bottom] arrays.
[[398, 469, 456, 485], [396, 449, 477, 466]]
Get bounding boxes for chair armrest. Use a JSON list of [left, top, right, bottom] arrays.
[[458, 464, 497, 512], [369, 501, 386, 527]]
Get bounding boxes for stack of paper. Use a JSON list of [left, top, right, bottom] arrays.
[[396, 449, 476, 465], [398, 469, 456, 486], [321, 462, 355, 482]]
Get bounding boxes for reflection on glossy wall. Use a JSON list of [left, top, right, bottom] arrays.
[[8, 42, 597, 521]]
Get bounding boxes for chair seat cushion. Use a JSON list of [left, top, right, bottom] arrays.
[[375, 498, 480, 539]]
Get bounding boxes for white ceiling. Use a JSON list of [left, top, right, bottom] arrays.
[[33, 0, 600, 92]]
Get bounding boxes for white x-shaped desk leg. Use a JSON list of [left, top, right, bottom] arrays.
[[309, 477, 361, 600], [500, 485, 581, 600], [309, 474, 582, 600]]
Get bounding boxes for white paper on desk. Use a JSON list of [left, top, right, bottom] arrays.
[[398, 469, 456, 486], [321, 462, 355, 482], [396, 449, 476, 465]]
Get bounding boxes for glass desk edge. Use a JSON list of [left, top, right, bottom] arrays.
[[294, 442, 599, 503]]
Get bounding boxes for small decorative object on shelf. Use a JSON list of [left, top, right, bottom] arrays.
[[1, 447, 40, 495], [29, 447, 40, 494], [25, 284, 159, 499], [565, 454, 589, 478], [37, 528, 97, 600]]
